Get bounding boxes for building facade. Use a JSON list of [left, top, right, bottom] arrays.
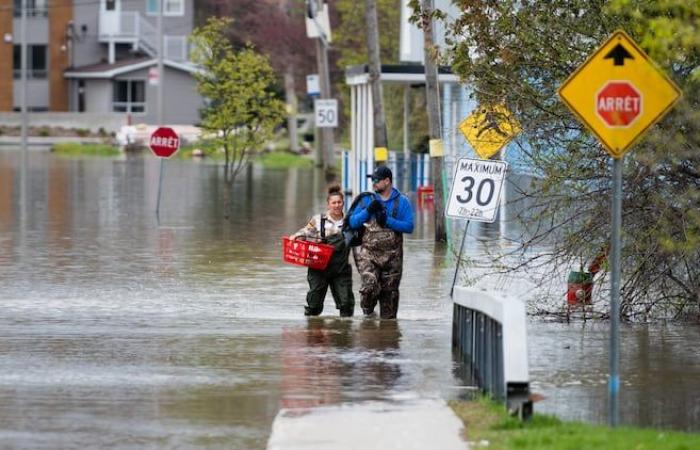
[[0, 0, 202, 125]]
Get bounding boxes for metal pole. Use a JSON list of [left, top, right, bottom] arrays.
[[450, 220, 470, 297], [609, 156, 623, 426], [156, 158, 165, 219], [20, 0, 28, 157], [155, 0, 164, 221], [157, 0, 163, 125], [20, 0, 28, 233]]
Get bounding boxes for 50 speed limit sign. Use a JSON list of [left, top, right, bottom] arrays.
[[314, 99, 338, 128], [446, 158, 508, 222]]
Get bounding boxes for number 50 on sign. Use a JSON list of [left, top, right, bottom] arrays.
[[314, 99, 338, 128], [446, 158, 508, 223]]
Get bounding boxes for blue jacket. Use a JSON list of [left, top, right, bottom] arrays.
[[349, 188, 414, 234]]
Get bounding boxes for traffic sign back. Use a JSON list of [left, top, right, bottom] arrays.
[[558, 30, 681, 158]]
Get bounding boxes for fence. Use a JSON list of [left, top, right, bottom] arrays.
[[452, 287, 531, 418], [341, 150, 431, 199]]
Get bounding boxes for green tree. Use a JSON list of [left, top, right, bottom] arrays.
[[190, 17, 285, 185], [444, 1, 700, 320], [334, 0, 429, 151]]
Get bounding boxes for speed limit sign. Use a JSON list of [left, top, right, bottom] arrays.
[[446, 157, 508, 222], [314, 99, 338, 128]]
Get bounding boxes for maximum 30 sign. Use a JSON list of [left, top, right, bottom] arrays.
[[446, 158, 508, 223]]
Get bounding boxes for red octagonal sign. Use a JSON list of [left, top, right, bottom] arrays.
[[596, 81, 642, 128], [150, 127, 180, 158]]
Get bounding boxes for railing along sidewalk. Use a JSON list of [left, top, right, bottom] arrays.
[[452, 286, 531, 418]]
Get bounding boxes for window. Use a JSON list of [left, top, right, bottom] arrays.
[[13, 45, 48, 79], [147, 0, 184, 16], [105, 0, 116, 11], [112, 80, 145, 113], [13, 0, 48, 17]]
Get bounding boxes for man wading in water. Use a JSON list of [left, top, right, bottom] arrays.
[[348, 166, 413, 319]]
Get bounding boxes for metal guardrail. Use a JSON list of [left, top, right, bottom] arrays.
[[452, 287, 532, 418]]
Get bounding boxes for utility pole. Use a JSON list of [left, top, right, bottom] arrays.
[[156, 0, 164, 125], [365, 0, 388, 151], [155, 0, 165, 220], [280, 0, 299, 153], [420, 0, 446, 242], [308, 0, 335, 172], [20, 0, 28, 158]]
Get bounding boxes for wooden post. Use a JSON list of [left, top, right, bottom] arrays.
[[420, 0, 446, 242]]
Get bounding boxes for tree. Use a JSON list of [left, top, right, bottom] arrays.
[[411, 0, 447, 242], [190, 18, 285, 185], [335, 0, 429, 152], [365, 0, 389, 149], [443, 1, 700, 320], [196, 1, 316, 153]]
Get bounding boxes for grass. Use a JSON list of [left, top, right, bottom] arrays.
[[51, 143, 121, 156], [254, 150, 313, 169], [450, 397, 700, 450], [51, 139, 313, 169]]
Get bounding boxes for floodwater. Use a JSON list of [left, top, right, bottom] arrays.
[[0, 150, 698, 448]]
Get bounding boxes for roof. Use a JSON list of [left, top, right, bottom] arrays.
[[64, 58, 200, 79], [345, 63, 459, 85]]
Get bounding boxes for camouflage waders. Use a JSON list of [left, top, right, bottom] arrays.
[[353, 220, 403, 319], [305, 233, 355, 317]]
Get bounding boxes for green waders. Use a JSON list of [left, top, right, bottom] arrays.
[[304, 232, 355, 317]]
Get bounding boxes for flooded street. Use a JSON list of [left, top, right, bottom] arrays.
[[0, 150, 699, 448]]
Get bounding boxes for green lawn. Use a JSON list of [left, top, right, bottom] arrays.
[[450, 398, 700, 450], [51, 143, 121, 156]]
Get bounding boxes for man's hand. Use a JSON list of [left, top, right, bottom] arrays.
[[376, 208, 387, 227], [367, 199, 383, 214]]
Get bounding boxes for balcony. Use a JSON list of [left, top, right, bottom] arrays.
[[98, 11, 189, 62]]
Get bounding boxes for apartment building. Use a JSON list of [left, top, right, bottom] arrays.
[[0, 0, 203, 125]]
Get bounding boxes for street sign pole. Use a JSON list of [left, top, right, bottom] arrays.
[[557, 30, 682, 427], [450, 220, 470, 298], [609, 156, 623, 426], [156, 158, 166, 219], [150, 127, 180, 220], [156, 0, 164, 222]]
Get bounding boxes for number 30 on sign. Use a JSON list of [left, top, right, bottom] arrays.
[[446, 158, 508, 223]]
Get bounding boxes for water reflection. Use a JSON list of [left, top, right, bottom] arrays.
[[1, 150, 699, 449], [280, 318, 403, 410]]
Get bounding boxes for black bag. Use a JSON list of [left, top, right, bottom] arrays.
[[342, 192, 374, 247], [342, 192, 400, 247]]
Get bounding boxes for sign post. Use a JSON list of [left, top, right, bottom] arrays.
[[150, 127, 180, 219], [558, 29, 681, 426], [446, 157, 509, 296]]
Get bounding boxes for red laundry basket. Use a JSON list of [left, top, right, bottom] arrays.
[[282, 236, 335, 270]]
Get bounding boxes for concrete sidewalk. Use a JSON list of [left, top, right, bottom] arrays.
[[267, 399, 468, 450]]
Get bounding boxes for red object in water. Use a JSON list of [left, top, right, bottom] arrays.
[[282, 237, 334, 270], [566, 271, 593, 305], [417, 185, 434, 205]]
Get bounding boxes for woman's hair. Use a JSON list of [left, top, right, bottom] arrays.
[[327, 184, 344, 202]]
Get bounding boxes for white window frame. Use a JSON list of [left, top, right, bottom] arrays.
[[146, 0, 184, 17], [112, 78, 147, 115]]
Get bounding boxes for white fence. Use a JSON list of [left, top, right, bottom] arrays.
[[0, 112, 128, 133]]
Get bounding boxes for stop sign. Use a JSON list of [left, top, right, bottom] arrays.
[[149, 127, 180, 158], [596, 81, 642, 127]]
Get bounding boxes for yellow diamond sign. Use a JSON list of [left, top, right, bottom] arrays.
[[459, 105, 521, 160], [558, 30, 681, 159]]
